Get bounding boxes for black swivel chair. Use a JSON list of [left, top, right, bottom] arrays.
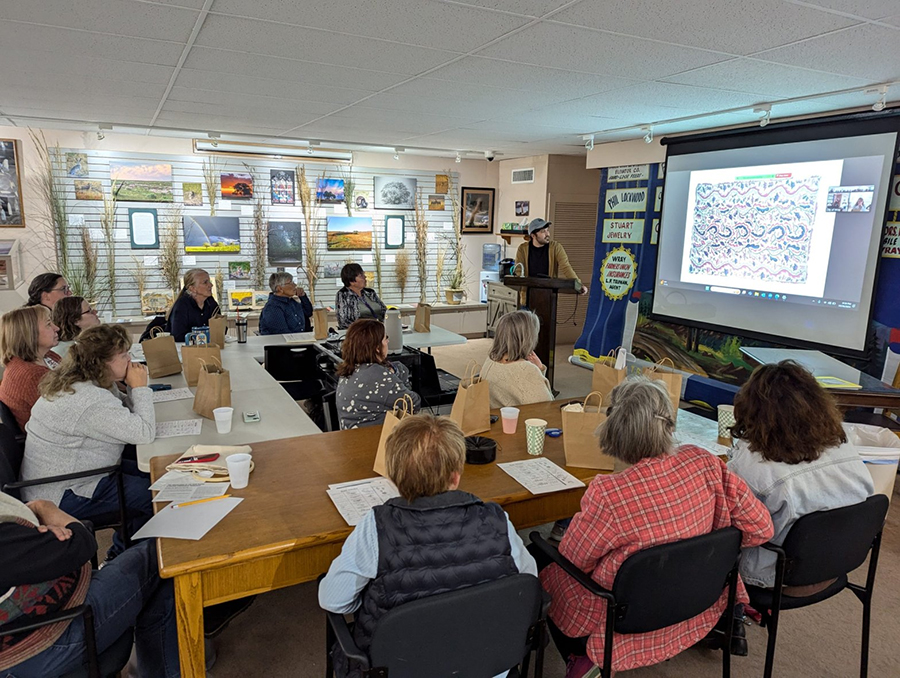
[[0, 606, 133, 678], [0, 423, 131, 550], [530, 527, 743, 678], [746, 494, 889, 678], [0, 398, 25, 443], [324, 573, 547, 678]]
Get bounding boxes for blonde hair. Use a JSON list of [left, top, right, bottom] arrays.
[[596, 377, 675, 464], [489, 310, 540, 362], [1, 306, 49, 365], [40, 324, 131, 399], [386, 413, 465, 502], [167, 268, 210, 320]]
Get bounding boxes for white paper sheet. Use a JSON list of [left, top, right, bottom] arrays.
[[497, 457, 585, 495], [156, 419, 203, 438], [133, 497, 243, 540], [326, 477, 400, 526], [283, 332, 316, 344], [151, 387, 194, 403], [183, 255, 197, 266], [153, 480, 230, 503], [148, 469, 192, 491]]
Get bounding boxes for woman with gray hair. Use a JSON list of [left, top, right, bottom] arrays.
[[479, 309, 553, 408], [538, 377, 773, 677], [259, 272, 313, 335]]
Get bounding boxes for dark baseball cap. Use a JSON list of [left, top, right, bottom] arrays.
[[527, 218, 551, 235]]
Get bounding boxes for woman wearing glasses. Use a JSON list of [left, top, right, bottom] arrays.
[[51, 296, 101, 358], [335, 263, 386, 330], [25, 273, 72, 309]]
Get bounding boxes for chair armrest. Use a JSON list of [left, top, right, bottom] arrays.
[[759, 542, 786, 556], [4, 464, 121, 491], [529, 532, 613, 600], [0, 604, 89, 636], [325, 612, 370, 669]]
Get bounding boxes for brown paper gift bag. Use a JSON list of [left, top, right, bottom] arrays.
[[374, 395, 415, 477], [192, 360, 232, 419], [561, 392, 615, 470], [413, 304, 431, 333], [182, 344, 222, 387], [208, 315, 227, 348], [643, 358, 683, 413], [449, 361, 491, 436], [313, 307, 329, 340], [143, 327, 182, 379], [591, 350, 627, 402]]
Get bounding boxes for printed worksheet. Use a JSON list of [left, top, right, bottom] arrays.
[[155, 419, 203, 438], [497, 457, 585, 495], [153, 480, 230, 503], [283, 332, 317, 343], [326, 477, 400, 526], [151, 387, 194, 403]]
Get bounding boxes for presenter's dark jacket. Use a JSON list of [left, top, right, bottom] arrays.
[[166, 294, 220, 343], [514, 240, 581, 303], [259, 293, 313, 334]]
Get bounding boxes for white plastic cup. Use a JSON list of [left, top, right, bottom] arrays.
[[226, 453, 252, 489], [213, 407, 234, 434], [500, 407, 520, 434]]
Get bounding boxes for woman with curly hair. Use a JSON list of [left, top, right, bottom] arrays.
[[728, 360, 873, 593], [20, 324, 156, 556]]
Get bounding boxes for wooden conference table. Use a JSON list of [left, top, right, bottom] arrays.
[[150, 401, 724, 676]]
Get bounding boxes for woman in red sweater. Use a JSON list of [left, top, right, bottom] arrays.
[[0, 306, 61, 429]]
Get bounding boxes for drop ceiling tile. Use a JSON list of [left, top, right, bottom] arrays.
[[2, 52, 175, 86], [465, 118, 591, 135], [4, 0, 200, 42], [3, 105, 154, 125], [146, 0, 209, 8], [793, 0, 900, 19], [493, 109, 619, 130], [476, 22, 729, 79], [210, 0, 530, 52], [311, 113, 459, 136], [603, 82, 763, 113], [0, 22, 184, 66], [543, 95, 687, 125], [194, 14, 456, 74], [663, 58, 873, 98], [445, 1, 574, 17], [166, 87, 344, 116], [173, 69, 376, 105], [767, 91, 888, 117], [879, 14, 900, 27], [161, 99, 338, 125], [182, 47, 408, 90], [551, 0, 859, 55], [369, 77, 570, 109], [755, 24, 900, 80], [2, 69, 169, 101], [155, 112, 298, 134]]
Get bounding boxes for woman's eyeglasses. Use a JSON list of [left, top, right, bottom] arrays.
[[52, 285, 71, 294], [80, 307, 98, 317]]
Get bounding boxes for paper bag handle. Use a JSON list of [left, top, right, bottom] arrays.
[[150, 326, 167, 339], [583, 391, 604, 409], [464, 359, 481, 384], [391, 394, 415, 416], [646, 357, 676, 372]]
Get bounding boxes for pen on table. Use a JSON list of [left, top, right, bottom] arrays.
[[171, 494, 232, 509]]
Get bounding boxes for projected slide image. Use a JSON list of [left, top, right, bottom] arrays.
[[681, 160, 842, 298], [826, 185, 874, 212]]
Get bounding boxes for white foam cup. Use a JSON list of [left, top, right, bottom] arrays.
[[226, 453, 252, 489], [213, 407, 234, 434]]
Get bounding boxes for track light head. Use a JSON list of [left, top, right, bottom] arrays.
[[455, 152, 461, 164], [585, 135, 594, 151], [753, 105, 772, 127], [96, 131, 105, 141], [641, 126, 653, 144], [872, 86, 888, 112]]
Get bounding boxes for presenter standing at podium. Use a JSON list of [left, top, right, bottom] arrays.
[[514, 218, 588, 296]]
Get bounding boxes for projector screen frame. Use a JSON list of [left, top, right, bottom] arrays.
[[649, 109, 900, 361]]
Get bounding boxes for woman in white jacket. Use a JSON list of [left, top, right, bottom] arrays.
[[21, 324, 155, 557], [480, 310, 554, 409]]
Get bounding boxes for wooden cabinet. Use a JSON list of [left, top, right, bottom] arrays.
[[486, 282, 517, 335]]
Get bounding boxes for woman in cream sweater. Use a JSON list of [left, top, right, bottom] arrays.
[[480, 309, 553, 409]]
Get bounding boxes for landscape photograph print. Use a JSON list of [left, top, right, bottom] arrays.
[[316, 178, 344, 204], [326, 216, 373, 250], [221, 172, 254, 200], [109, 159, 174, 202], [183, 215, 241, 252], [267, 220, 303, 264]]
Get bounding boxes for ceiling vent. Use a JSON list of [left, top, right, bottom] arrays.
[[511, 168, 535, 184]]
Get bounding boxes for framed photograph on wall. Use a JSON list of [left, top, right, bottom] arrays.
[[326, 216, 373, 250], [0, 139, 25, 226], [270, 169, 295, 205], [384, 215, 405, 249], [461, 187, 495, 234], [374, 176, 417, 209], [128, 208, 159, 249]]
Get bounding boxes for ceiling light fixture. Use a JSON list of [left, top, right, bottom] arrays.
[[207, 132, 221, 147], [641, 126, 653, 144], [96, 130, 105, 141], [585, 134, 594, 151], [455, 153, 461, 163], [753, 105, 772, 127], [193, 139, 351, 162], [872, 85, 888, 112], [394, 146, 404, 161], [97, 123, 112, 141]]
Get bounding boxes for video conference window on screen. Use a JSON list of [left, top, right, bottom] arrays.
[[652, 129, 897, 353]]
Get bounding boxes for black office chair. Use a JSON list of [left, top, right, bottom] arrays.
[[324, 573, 547, 678], [0, 398, 25, 443], [264, 344, 330, 399], [530, 527, 742, 678], [746, 494, 889, 678], [138, 314, 167, 343], [0, 423, 131, 550], [0, 605, 133, 678]]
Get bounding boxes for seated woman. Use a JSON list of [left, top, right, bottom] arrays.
[[24, 272, 72, 309], [0, 306, 61, 429], [540, 378, 773, 677], [20, 324, 156, 556], [335, 263, 386, 330], [165, 268, 220, 342], [319, 413, 537, 678], [335, 319, 420, 430], [259, 271, 314, 335], [0, 492, 180, 678], [480, 309, 553, 408], [51, 296, 101, 358], [728, 360, 873, 595]]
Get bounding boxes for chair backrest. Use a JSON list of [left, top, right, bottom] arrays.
[[368, 573, 542, 678], [263, 345, 320, 382], [0, 399, 23, 437], [138, 314, 167, 343], [0, 422, 25, 498], [779, 495, 889, 587], [611, 527, 742, 634]]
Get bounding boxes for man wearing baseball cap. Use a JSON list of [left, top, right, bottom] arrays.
[[514, 218, 588, 295]]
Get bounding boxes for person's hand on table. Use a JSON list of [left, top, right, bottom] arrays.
[[126, 361, 149, 389], [26, 500, 78, 541]]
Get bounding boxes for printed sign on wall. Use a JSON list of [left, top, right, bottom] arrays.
[[608, 165, 650, 182], [891, 175, 900, 210], [602, 219, 644, 243], [883, 221, 900, 258], [600, 247, 637, 300], [605, 187, 648, 212]]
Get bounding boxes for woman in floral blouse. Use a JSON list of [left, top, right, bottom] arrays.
[[335, 263, 386, 330]]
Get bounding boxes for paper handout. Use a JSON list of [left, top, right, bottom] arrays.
[[156, 419, 203, 438], [497, 457, 585, 495], [152, 387, 194, 403], [326, 477, 400, 526], [133, 497, 243, 540]]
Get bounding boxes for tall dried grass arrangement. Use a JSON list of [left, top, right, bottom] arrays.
[[244, 164, 268, 290], [73, 229, 100, 303], [296, 165, 321, 303], [214, 267, 225, 306], [413, 189, 429, 303], [99, 183, 118, 313], [434, 246, 446, 304], [202, 157, 220, 217], [372, 233, 383, 298], [159, 206, 183, 297], [342, 165, 355, 217], [395, 250, 410, 303], [445, 170, 467, 290], [132, 256, 148, 307], [29, 130, 70, 274]]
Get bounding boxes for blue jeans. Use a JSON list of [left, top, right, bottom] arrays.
[[3, 541, 180, 678], [59, 460, 152, 556]]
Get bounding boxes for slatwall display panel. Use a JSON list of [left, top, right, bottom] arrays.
[[551, 199, 598, 344], [53, 148, 460, 316]]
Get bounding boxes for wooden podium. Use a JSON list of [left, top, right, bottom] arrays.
[[502, 276, 581, 388]]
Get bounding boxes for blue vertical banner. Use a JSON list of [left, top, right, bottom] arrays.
[[575, 163, 665, 361], [872, 162, 900, 353]]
